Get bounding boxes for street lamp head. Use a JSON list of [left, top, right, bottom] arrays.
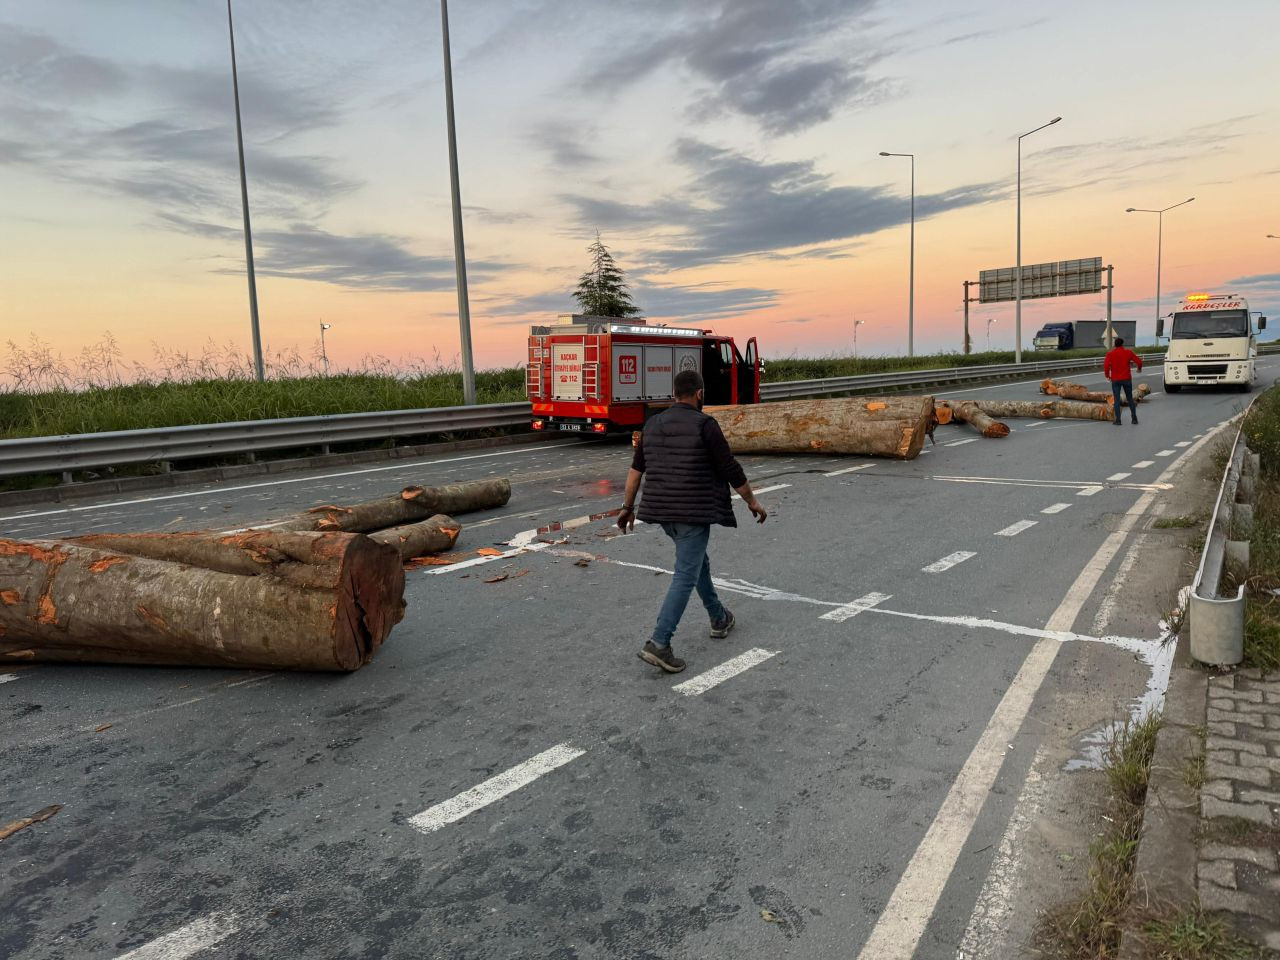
[[321, 322, 332, 330], [1125, 207, 1137, 212], [878, 151, 891, 156], [1049, 116, 1062, 124]]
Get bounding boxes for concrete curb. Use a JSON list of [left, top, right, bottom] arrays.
[[1118, 632, 1206, 958]]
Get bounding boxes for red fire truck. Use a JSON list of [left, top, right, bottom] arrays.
[[527, 315, 762, 434]]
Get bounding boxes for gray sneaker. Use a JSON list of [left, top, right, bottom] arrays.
[[710, 608, 735, 639], [639, 641, 686, 673]]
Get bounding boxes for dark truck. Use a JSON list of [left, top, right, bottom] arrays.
[[1031, 320, 1136, 351]]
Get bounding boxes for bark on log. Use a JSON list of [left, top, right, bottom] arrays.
[[1042, 378, 1151, 404], [704, 396, 935, 459], [940, 401, 1010, 438], [368, 514, 461, 560], [969, 399, 1115, 422], [274, 480, 510, 533], [0, 533, 405, 671]]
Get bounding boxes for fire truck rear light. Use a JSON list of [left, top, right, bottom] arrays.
[[592, 422, 608, 433], [532, 420, 545, 430]]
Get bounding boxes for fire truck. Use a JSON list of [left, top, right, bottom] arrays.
[[526, 315, 762, 434]]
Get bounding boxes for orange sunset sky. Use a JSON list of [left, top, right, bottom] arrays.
[[2, 0, 1278, 380]]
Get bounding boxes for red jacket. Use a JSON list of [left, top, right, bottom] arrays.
[[1104, 347, 1143, 382]]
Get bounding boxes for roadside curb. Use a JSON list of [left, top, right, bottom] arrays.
[[1118, 632, 1206, 959]]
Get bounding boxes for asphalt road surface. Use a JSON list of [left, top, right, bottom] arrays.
[[2, 361, 1273, 959]]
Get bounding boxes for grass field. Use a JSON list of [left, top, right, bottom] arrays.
[[0, 336, 1156, 441]]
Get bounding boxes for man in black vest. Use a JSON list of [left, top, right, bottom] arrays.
[[617, 370, 768, 673]]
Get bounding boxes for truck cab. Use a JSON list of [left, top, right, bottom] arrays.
[[1032, 322, 1074, 351], [1161, 294, 1265, 393]]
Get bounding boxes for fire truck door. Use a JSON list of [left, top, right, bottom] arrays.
[[643, 346, 673, 399], [739, 337, 760, 403], [551, 344, 584, 400], [612, 346, 643, 402]]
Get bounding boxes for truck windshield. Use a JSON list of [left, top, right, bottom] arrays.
[[1170, 310, 1249, 339]]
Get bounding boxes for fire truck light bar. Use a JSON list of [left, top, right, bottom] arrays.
[[609, 324, 705, 337], [1185, 293, 1211, 301]]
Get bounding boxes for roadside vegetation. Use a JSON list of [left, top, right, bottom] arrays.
[[0, 335, 1162, 441], [1236, 384, 1280, 673]]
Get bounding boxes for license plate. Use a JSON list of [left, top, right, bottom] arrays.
[[558, 423, 583, 431]]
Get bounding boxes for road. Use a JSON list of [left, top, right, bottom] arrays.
[[1, 362, 1271, 960]]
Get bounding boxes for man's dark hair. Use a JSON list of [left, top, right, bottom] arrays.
[[1115, 337, 1125, 347], [674, 370, 705, 399]]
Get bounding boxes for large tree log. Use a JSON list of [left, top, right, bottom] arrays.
[[368, 515, 461, 560], [0, 533, 404, 671], [274, 480, 510, 533], [705, 396, 935, 459], [1042, 378, 1152, 404], [939, 401, 1010, 438], [970, 399, 1115, 422]]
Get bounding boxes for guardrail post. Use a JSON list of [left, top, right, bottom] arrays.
[[1189, 438, 1253, 666]]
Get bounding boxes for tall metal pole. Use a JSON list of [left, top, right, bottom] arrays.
[[440, 0, 477, 405], [1125, 198, 1193, 339], [878, 151, 915, 356], [1014, 117, 1061, 364], [1105, 264, 1114, 348], [963, 280, 971, 354], [320, 321, 330, 374], [227, 0, 264, 381]]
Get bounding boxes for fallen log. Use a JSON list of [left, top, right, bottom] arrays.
[[971, 399, 1115, 422], [705, 396, 935, 459], [0, 532, 405, 671], [274, 480, 510, 533], [368, 514, 461, 560], [1041, 378, 1152, 404], [939, 401, 1010, 438]]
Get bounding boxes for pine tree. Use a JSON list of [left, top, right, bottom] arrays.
[[572, 234, 641, 318]]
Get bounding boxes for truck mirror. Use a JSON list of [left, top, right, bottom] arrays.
[[1260, 317, 1268, 331], [1156, 318, 1164, 339]]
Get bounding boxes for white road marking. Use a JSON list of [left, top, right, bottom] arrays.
[[932, 475, 1170, 493], [408, 743, 586, 834], [114, 912, 241, 960], [1041, 503, 1071, 514], [1077, 486, 1102, 496], [1107, 472, 1132, 481], [1156, 449, 1175, 457], [923, 551, 976, 573], [944, 438, 979, 447], [422, 542, 549, 573], [672, 648, 778, 696], [820, 592, 892, 622], [1020, 421, 1045, 428], [858, 414, 1236, 960], [995, 520, 1037, 537], [0, 673, 18, 684], [1131, 460, 1154, 469], [732, 482, 790, 499], [1174, 441, 1191, 447], [825, 463, 875, 477], [0, 443, 590, 524]]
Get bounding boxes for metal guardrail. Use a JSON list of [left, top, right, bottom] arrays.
[[0, 351, 1163, 480], [1189, 407, 1259, 665]]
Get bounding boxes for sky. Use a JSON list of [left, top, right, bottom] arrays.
[[2, 0, 1279, 379]]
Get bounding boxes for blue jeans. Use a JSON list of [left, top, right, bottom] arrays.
[[1112, 380, 1136, 422], [652, 523, 727, 647]]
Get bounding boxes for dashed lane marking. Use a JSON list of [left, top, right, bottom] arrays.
[[1107, 472, 1132, 481], [923, 551, 976, 573], [820, 592, 892, 622], [1174, 441, 1191, 448], [1041, 503, 1071, 515], [425, 542, 550, 572], [825, 464, 875, 477], [995, 520, 1037, 537], [0, 674, 18, 684], [408, 743, 586, 834], [1132, 460, 1154, 468], [114, 912, 242, 960], [944, 438, 980, 447], [1077, 486, 1102, 496], [732, 482, 791, 499], [1156, 449, 1175, 457], [672, 648, 779, 697]]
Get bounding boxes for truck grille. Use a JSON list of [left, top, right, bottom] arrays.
[[1189, 364, 1228, 376]]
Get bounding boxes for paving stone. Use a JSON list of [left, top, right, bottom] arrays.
[[1198, 859, 1239, 888], [1203, 797, 1275, 825], [1237, 668, 1264, 681], [1268, 714, 1280, 730], [1238, 788, 1280, 807], [1222, 687, 1265, 703], [1239, 753, 1280, 773], [1205, 761, 1272, 787], [1198, 879, 1272, 916], [1210, 697, 1237, 711], [1210, 673, 1237, 691], [1206, 736, 1268, 755], [1208, 721, 1238, 736], [1202, 779, 1236, 801], [1209, 709, 1265, 727], [1267, 930, 1280, 950], [1264, 691, 1280, 706], [1200, 843, 1278, 870], [1235, 701, 1277, 715], [1208, 749, 1239, 765]]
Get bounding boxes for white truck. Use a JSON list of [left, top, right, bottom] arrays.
[[1161, 293, 1266, 393]]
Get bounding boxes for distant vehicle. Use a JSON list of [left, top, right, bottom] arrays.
[[1161, 293, 1265, 393], [525, 315, 761, 434], [1032, 319, 1136, 351]]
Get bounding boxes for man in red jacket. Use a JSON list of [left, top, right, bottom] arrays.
[[1104, 337, 1144, 425]]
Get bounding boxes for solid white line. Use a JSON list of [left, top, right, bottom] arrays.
[[1174, 441, 1191, 447], [1077, 486, 1102, 496], [1156, 449, 1175, 457], [932, 475, 1170, 493], [1107, 472, 1132, 481], [0, 673, 18, 684], [422, 542, 549, 573], [944, 438, 980, 447], [856, 414, 1235, 960], [1041, 503, 1071, 515], [995, 520, 1037, 537], [733, 483, 790, 499], [408, 743, 586, 834], [821, 592, 892, 622], [114, 912, 242, 960], [0, 443, 588, 524], [825, 464, 875, 477], [1132, 460, 1154, 469], [922, 551, 976, 573], [672, 648, 778, 696]]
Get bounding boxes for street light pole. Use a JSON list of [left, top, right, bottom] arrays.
[[320, 321, 331, 374], [987, 318, 996, 351], [854, 319, 865, 360], [440, 0, 477, 405], [226, 0, 264, 382], [1126, 197, 1195, 338], [878, 151, 914, 356], [1015, 117, 1061, 365]]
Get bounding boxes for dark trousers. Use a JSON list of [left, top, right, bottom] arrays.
[[1112, 380, 1136, 422]]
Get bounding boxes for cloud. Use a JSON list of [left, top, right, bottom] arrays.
[[528, 119, 603, 169], [483, 277, 779, 323], [561, 138, 1003, 269], [940, 18, 1049, 46], [1225, 273, 1280, 288]]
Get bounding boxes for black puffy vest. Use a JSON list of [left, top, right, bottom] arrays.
[[637, 404, 737, 527]]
